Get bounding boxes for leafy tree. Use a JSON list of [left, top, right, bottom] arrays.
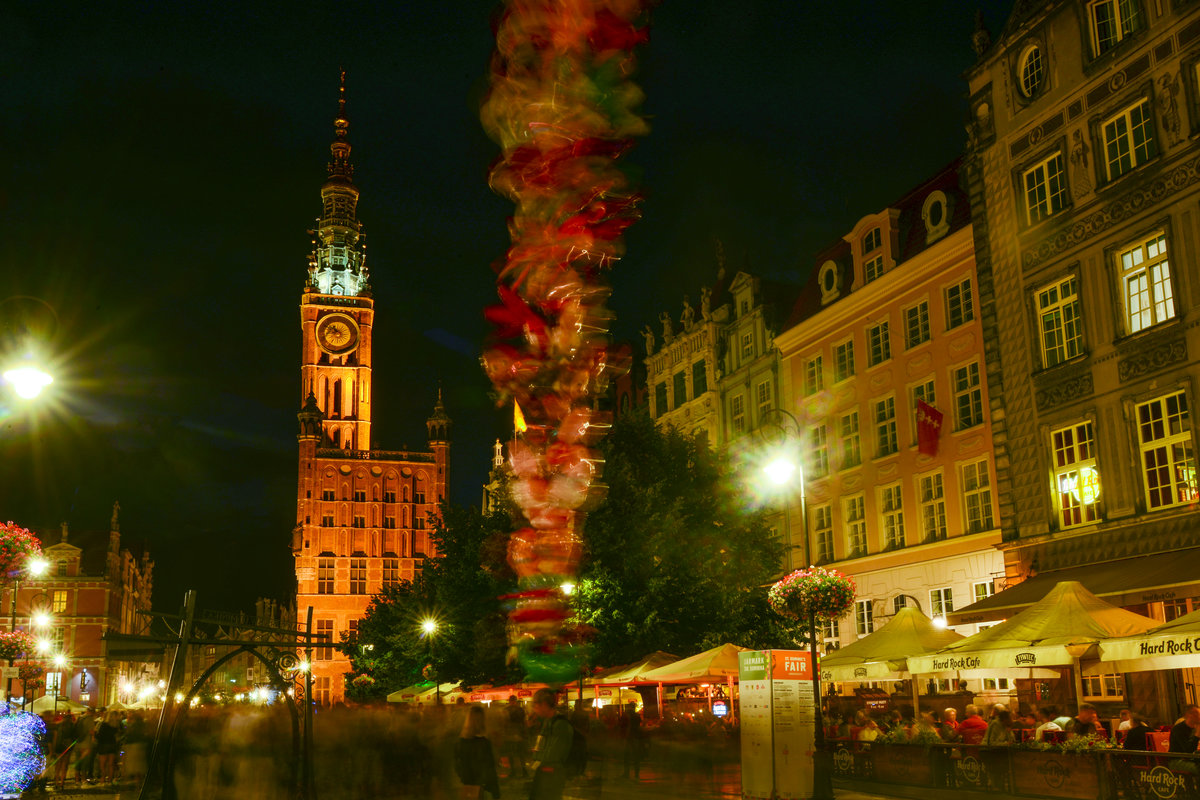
[[576, 410, 798, 666], [342, 503, 520, 701]]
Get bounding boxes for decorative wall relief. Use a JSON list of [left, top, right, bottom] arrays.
[[1118, 338, 1187, 381]]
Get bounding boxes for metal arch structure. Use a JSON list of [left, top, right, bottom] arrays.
[[122, 590, 324, 800]]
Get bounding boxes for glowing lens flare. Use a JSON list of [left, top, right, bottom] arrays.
[[2, 366, 52, 400], [764, 457, 798, 486]]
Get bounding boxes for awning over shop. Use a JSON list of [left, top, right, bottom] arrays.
[[588, 651, 679, 685], [1090, 605, 1200, 674], [637, 643, 748, 684], [948, 548, 1200, 625]]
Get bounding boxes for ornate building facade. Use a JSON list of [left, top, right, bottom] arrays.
[[290, 81, 449, 705], [958, 0, 1200, 713], [1, 505, 154, 708], [775, 165, 1005, 678]]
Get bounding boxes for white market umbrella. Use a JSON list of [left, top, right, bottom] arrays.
[[908, 581, 1157, 704]]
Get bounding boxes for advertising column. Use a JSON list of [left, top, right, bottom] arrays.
[[739, 649, 816, 800]]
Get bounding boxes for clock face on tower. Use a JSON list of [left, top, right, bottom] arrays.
[[316, 313, 359, 355]]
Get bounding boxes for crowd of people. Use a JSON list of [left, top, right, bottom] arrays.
[[31, 707, 152, 791]]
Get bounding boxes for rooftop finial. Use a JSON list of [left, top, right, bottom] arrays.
[[329, 69, 352, 179]]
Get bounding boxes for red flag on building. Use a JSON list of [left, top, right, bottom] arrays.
[[916, 399, 943, 456]]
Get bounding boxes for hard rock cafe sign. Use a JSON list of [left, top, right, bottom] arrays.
[[1139, 765, 1189, 799]]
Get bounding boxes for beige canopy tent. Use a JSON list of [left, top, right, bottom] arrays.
[[589, 651, 679, 685], [28, 695, 89, 714], [386, 681, 436, 703], [819, 607, 965, 711], [908, 581, 1158, 704], [1093, 606, 1200, 674], [637, 643, 748, 717]]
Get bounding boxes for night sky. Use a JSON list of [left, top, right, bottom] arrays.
[[2, 0, 1012, 612]]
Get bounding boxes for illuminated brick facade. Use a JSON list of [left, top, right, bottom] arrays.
[[290, 78, 449, 705]]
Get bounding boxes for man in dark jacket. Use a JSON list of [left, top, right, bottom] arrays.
[[1169, 704, 1200, 773], [529, 689, 573, 800]]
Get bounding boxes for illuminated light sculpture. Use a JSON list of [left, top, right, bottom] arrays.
[[0, 710, 46, 795], [481, 0, 649, 683]]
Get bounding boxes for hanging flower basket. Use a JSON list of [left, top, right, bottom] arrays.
[[768, 566, 856, 622], [0, 522, 43, 578], [0, 631, 37, 662], [351, 674, 375, 688]]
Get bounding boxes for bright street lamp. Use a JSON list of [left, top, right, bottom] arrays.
[[421, 618, 438, 636], [420, 618, 441, 704], [763, 457, 797, 487], [2, 365, 53, 400]]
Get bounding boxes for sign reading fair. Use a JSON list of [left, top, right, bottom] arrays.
[[739, 650, 815, 800]]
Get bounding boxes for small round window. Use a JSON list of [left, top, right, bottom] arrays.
[[1019, 44, 1044, 98]]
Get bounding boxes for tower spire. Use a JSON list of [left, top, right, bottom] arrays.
[[306, 69, 368, 297]]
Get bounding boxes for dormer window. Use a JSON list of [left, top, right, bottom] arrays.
[[1018, 44, 1044, 98], [862, 228, 882, 254], [861, 227, 885, 283]]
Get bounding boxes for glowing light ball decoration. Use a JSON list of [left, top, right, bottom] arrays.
[[0, 711, 46, 795], [481, 0, 649, 683]]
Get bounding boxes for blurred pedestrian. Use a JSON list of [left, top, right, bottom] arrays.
[[620, 702, 645, 780], [503, 696, 528, 779], [455, 706, 500, 799], [528, 689, 572, 800]]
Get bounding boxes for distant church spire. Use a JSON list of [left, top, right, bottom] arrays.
[[307, 69, 369, 297]]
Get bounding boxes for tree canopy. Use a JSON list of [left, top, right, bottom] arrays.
[[343, 410, 797, 699]]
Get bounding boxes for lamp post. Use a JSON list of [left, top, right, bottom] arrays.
[[52, 653, 67, 714], [421, 618, 439, 704], [6, 555, 48, 710], [759, 408, 834, 800]]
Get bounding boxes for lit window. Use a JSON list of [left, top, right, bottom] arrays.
[[52, 591, 67, 613], [930, 587, 954, 618], [315, 620, 334, 661], [1023, 153, 1068, 225], [840, 412, 861, 469], [1038, 276, 1084, 367], [904, 301, 930, 349], [730, 395, 746, 436], [317, 558, 335, 595], [809, 425, 829, 478], [1082, 673, 1125, 700], [953, 362, 984, 430], [962, 460, 994, 533], [868, 322, 890, 366], [875, 397, 897, 457], [350, 558, 367, 595], [834, 340, 855, 382], [880, 483, 905, 550], [845, 496, 867, 558], [918, 472, 947, 542], [945, 279, 975, 328], [1088, 0, 1141, 56], [856, 599, 874, 636], [1019, 44, 1044, 97], [804, 356, 824, 396], [865, 255, 885, 283], [1103, 99, 1155, 180], [813, 505, 834, 563], [1119, 232, 1175, 334], [756, 379, 772, 419], [1052, 422, 1100, 528], [973, 580, 996, 604], [1137, 392, 1197, 510]]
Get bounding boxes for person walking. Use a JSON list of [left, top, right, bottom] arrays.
[[95, 711, 122, 786], [620, 702, 645, 780], [528, 689, 573, 800], [503, 696, 528, 779], [455, 706, 501, 799]]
